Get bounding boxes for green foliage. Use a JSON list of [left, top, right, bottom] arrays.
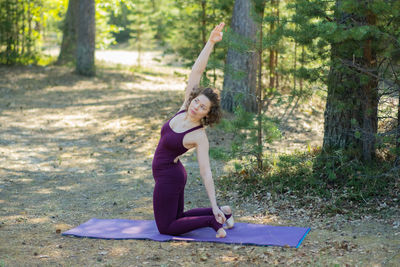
[[209, 147, 230, 161], [165, 0, 233, 79], [217, 147, 399, 208], [0, 0, 44, 64], [0, 0, 133, 65], [218, 103, 281, 163]]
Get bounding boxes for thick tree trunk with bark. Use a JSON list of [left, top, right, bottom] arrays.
[[323, 46, 363, 150], [323, 2, 378, 161], [221, 0, 260, 113], [76, 0, 95, 76], [57, 0, 78, 65]]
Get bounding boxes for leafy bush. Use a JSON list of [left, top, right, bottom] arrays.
[[217, 147, 399, 208]]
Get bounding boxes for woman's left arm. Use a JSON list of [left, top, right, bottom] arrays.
[[196, 132, 226, 223], [184, 23, 225, 103]]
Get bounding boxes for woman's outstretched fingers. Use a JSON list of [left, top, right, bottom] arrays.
[[209, 22, 225, 43]]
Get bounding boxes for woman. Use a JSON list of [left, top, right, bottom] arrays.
[[152, 22, 234, 238]]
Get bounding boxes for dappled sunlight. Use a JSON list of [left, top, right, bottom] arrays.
[[130, 79, 186, 92], [118, 166, 151, 184], [18, 178, 34, 183], [96, 50, 162, 67], [169, 241, 191, 248], [220, 254, 245, 263], [101, 117, 133, 132], [109, 246, 130, 257], [29, 217, 50, 224], [0, 49, 398, 266], [34, 188, 53, 195], [240, 215, 281, 225], [2, 214, 28, 223], [54, 223, 73, 232], [56, 185, 78, 191], [117, 177, 132, 184]]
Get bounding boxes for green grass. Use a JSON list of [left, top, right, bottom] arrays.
[[217, 147, 399, 212]]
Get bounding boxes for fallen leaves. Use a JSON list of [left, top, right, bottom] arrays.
[[0, 64, 399, 267]]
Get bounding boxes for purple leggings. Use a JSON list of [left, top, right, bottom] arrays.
[[153, 181, 230, 235]]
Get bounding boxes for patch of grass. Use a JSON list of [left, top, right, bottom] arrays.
[[37, 54, 56, 66], [209, 147, 230, 161], [217, 147, 399, 211]]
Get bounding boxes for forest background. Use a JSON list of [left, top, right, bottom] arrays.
[[0, 0, 399, 265]]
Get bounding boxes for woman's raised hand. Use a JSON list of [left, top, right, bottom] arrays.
[[208, 22, 225, 44]]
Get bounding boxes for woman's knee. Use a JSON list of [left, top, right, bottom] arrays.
[[158, 226, 175, 235]]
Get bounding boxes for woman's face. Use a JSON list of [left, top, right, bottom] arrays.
[[188, 94, 211, 121]]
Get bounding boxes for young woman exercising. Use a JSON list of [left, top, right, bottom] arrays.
[[152, 22, 234, 238]]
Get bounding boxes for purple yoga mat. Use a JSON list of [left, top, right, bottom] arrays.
[[62, 218, 310, 248]]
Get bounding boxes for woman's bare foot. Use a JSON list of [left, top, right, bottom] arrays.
[[216, 227, 226, 238], [220, 206, 234, 229]]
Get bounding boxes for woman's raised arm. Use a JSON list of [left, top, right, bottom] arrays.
[[182, 22, 225, 107]]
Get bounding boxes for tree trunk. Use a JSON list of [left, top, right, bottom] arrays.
[[27, 1, 32, 54], [4, 0, 14, 64], [275, 0, 279, 90], [397, 84, 400, 162], [323, 45, 363, 151], [361, 11, 378, 161], [293, 9, 297, 93], [323, 2, 378, 161], [256, 0, 265, 170], [76, 0, 95, 76], [212, 6, 217, 86], [201, 0, 207, 46], [150, 0, 162, 42], [268, 0, 275, 91], [221, 0, 260, 113], [15, 1, 20, 55], [300, 46, 304, 91], [21, 1, 25, 54], [137, 27, 141, 67], [57, 0, 78, 65]]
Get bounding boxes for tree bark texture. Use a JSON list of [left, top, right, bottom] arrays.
[[323, 2, 378, 161], [255, 0, 265, 170], [57, 0, 78, 65], [269, 0, 278, 91], [397, 84, 400, 161], [221, 0, 260, 113], [76, 0, 95, 76]]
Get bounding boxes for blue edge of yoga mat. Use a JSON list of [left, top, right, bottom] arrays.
[[62, 218, 310, 248]]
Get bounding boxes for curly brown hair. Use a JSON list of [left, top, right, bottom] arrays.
[[185, 86, 222, 126]]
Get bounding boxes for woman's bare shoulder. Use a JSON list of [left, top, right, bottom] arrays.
[[183, 127, 208, 149], [192, 128, 208, 144]]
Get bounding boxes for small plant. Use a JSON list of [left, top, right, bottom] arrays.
[[217, 146, 399, 211], [218, 103, 281, 169]]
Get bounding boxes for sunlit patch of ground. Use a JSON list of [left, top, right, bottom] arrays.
[[0, 51, 399, 266]]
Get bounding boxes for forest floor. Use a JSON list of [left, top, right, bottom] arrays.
[[0, 50, 399, 266]]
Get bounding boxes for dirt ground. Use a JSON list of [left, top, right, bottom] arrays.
[[0, 51, 399, 266]]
